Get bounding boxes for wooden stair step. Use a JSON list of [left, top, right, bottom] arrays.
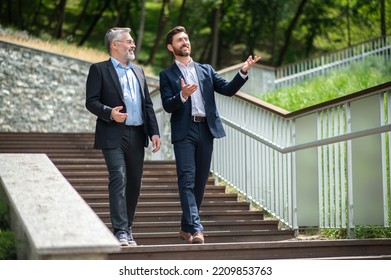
[[88, 201, 251, 212], [73, 185, 222, 194], [60, 170, 178, 177], [82, 193, 238, 203], [96, 210, 265, 223], [105, 220, 279, 233], [126, 230, 295, 245], [108, 239, 391, 260]]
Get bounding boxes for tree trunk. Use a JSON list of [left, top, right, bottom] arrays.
[[276, 0, 308, 66], [52, 0, 67, 39], [113, 0, 131, 27], [145, 0, 170, 65], [30, 0, 43, 33], [136, 0, 146, 57], [3, 0, 13, 25], [70, 0, 90, 38], [178, 0, 187, 26], [346, 0, 351, 47], [211, 4, 221, 68], [78, 0, 111, 46], [17, 0, 24, 29], [381, 0, 386, 38]]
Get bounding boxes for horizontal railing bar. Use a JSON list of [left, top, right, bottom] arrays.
[[283, 124, 391, 153], [221, 117, 391, 154]]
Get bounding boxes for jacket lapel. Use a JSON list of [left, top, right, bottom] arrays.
[[170, 63, 184, 83], [194, 62, 205, 96], [131, 66, 145, 99], [170, 63, 192, 111], [106, 59, 124, 101]]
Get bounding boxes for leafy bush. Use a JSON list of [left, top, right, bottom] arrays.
[[0, 229, 16, 260], [0, 201, 16, 260]]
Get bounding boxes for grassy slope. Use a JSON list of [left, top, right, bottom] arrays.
[[260, 56, 391, 112], [0, 26, 157, 75]]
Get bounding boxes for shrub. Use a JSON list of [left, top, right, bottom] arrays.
[[0, 201, 16, 260]]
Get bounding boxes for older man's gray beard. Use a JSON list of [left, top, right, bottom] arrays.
[[128, 53, 136, 61]]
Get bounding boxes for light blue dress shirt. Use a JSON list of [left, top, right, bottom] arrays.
[[111, 57, 143, 126]]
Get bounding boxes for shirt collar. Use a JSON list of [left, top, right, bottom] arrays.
[[111, 57, 132, 70], [175, 57, 194, 68]]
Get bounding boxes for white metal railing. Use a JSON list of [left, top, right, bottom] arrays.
[[150, 82, 391, 234], [216, 35, 391, 97], [275, 35, 391, 89], [213, 83, 391, 232]]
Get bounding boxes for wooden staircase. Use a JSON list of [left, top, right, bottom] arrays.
[[1, 132, 391, 259]]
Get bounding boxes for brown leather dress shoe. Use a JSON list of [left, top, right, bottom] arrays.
[[179, 230, 193, 244], [192, 231, 204, 244]]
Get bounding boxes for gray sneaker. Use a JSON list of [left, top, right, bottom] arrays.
[[127, 229, 137, 246], [115, 230, 129, 246]]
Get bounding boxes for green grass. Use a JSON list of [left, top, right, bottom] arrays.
[[260, 56, 391, 112], [320, 226, 391, 239]]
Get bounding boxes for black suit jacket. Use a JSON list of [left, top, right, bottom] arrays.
[[159, 62, 247, 143], [86, 59, 159, 149]]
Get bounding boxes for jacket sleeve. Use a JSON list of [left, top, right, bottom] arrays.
[[159, 70, 185, 114], [140, 68, 160, 138], [209, 65, 248, 97], [85, 63, 113, 123]]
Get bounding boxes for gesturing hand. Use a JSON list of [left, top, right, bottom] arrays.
[[180, 78, 198, 100], [241, 55, 261, 73]]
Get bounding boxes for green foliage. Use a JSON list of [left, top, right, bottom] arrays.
[[1, 0, 391, 72], [320, 228, 349, 239], [261, 56, 391, 112], [0, 230, 16, 260], [354, 226, 391, 239], [320, 226, 391, 239], [0, 201, 16, 260], [0, 200, 10, 229]]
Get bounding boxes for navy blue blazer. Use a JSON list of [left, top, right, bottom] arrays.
[[86, 59, 160, 149], [159, 62, 247, 143]]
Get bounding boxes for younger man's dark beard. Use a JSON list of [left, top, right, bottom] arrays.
[[173, 49, 190, 57]]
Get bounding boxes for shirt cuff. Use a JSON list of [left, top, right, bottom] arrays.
[[180, 91, 187, 103], [239, 69, 248, 79]]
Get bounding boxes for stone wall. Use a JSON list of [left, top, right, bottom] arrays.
[[0, 40, 96, 132], [0, 40, 170, 160]]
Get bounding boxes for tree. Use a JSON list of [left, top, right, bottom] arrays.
[[276, 0, 308, 66], [381, 0, 386, 38], [112, 0, 131, 27], [52, 0, 67, 39], [178, 0, 187, 26], [70, 0, 91, 38], [145, 0, 170, 65], [210, 1, 222, 68], [136, 0, 146, 57], [78, 0, 111, 46], [1, 0, 390, 71]]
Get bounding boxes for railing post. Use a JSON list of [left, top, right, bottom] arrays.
[[294, 113, 320, 227], [350, 95, 384, 227]]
